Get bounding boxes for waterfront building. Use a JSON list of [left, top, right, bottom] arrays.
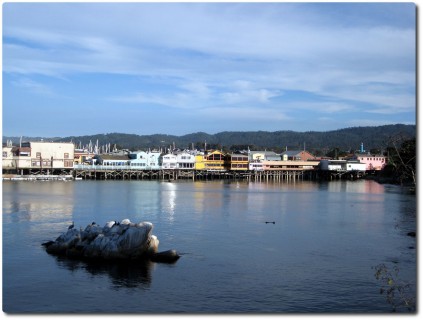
[[354, 154, 386, 171], [162, 153, 178, 169], [176, 151, 195, 169], [128, 150, 162, 169], [281, 150, 316, 161], [348, 143, 386, 171], [224, 153, 249, 171], [129, 151, 149, 169], [92, 154, 129, 166], [262, 160, 320, 171], [2, 145, 18, 171], [194, 153, 206, 170], [203, 150, 226, 171], [74, 149, 95, 165], [147, 151, 162, 169], [319, 160, 366, 172], [2, 141, 74, 174], [249, 161, 264, 171], [249, 150, 281, 161]]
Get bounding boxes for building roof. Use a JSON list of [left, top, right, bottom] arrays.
[[250, 150, 279, 155], [96, 154, 129, 160], [281, 150, 303, 156]]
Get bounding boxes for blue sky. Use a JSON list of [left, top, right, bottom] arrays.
[[2, 2, 416, 137]]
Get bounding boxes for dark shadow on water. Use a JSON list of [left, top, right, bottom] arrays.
[[53, 256, 154, 289]]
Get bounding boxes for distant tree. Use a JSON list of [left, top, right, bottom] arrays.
[[229, 144, 257, 151], [312, 149, 325, 157], [384, 135, 416, 186], [370, 148, 382, 155], [326, 148, 348, 159]]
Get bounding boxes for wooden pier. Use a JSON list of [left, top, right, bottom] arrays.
[[73, 167, 316, 182], [3, 166, 366, 182]]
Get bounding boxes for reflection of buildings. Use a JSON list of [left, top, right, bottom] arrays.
[[3, 181, 75, 223], [327, 180, 385, 194], [161, 182, 177, 220], [192, 182, 224, 215]]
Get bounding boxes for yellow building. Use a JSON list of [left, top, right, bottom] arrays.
[[203, 150, 226, 171], [194, 154, 206, 170], [74, 149, 96, 165]]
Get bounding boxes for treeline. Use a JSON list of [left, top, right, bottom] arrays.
[[4, 124, 416, 155], [378, 136, 416, 186]]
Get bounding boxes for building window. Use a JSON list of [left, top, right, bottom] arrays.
[[64, 160, 73, 167], [32, 160, 41, 167], [2, 151, 7, 158], [64, 153, 69, 159]]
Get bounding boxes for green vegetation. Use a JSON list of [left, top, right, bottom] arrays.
[[379, 136, 416, 186], [373, 264, 416, 312], [5, 124, 415, 154]]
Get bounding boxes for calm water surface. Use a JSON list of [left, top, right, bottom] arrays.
[[2, 179, 416, 313]]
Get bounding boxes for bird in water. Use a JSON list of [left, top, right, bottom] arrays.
[[68, 221, 74, 230], [265, 221, 275, 224]]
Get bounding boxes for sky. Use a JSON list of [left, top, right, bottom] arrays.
[[2, 1, 416, 137]]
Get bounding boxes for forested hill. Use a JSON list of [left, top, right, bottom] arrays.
[[4, 124, 416, 153]]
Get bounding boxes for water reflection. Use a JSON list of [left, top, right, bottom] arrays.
[[327, 180, 385, 194], [161, 182, 177, 221], [53, 256, 154, 290], [2, 181, 74, 223]]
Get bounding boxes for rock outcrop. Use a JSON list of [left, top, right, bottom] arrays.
[[42, 219, 179, 263]]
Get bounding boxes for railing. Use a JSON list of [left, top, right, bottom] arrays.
[[73, 164, 161, 171]]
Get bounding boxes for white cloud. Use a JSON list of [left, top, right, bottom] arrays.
[[3, 2, 415, 134], [11, 77, 54, 96], [199, 106, 291, 122], [294, 102, 356, 114]]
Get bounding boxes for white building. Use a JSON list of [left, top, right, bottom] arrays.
[[319, 160, 366, 172], [161, 153, 177, 169], [176, 152, 195, 169], [2, 141, 74, 174], [249, 161, 264, 171], [128, 150, 162, 170]]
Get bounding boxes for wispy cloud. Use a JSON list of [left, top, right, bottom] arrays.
[[2, 2, 415, 136], [10, 77, 54, 96]]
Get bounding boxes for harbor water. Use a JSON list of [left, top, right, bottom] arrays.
[[2, 179, 416, 313]]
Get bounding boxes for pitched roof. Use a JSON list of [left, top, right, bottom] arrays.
[[281, 150, 303, 156], [96, 155, 129, 160]]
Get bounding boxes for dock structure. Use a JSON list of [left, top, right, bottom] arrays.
[[72, 165, 316, 182]]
